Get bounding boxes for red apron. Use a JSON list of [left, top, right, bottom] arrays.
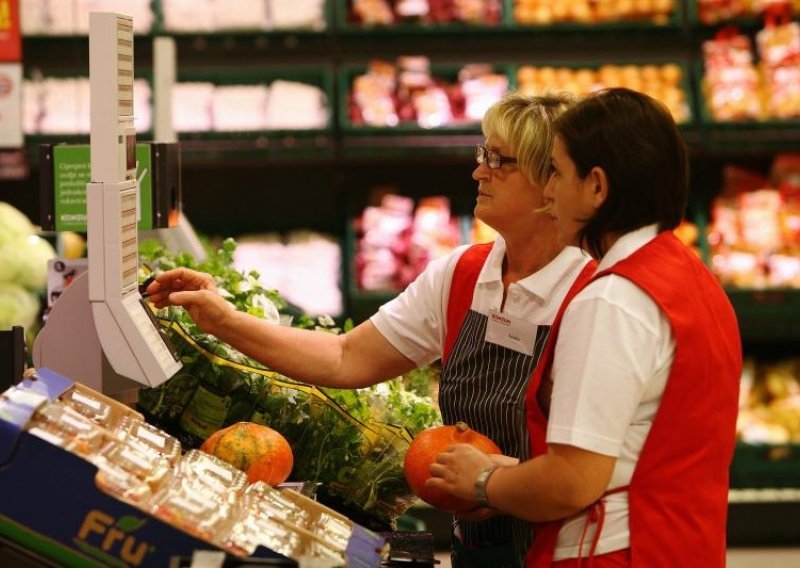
[[525, 232, 742, 567], [442, 243, 493, 365]]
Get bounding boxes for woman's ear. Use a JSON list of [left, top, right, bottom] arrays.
[[587, 166, 610, 210]]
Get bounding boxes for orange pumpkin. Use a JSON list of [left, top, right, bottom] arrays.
[[246, 452, 294, 486], [200, 422, 293, 485], [404, 421, 501, 513]]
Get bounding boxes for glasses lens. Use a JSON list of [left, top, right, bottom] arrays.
[[487, 149, 500, 169], [475, 145, 485, 165]]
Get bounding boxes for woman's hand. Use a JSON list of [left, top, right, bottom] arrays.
[[146, 268, 234, 334], [488, 454, 519, 467], [426, 444, 499, 505], [433, 452, 517, 520]]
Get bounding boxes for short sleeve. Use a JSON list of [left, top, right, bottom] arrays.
[[546, 276, 674, 457], [370, 245, 469, 366]]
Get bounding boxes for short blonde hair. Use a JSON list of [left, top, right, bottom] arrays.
[[482, 92, 575, 186]]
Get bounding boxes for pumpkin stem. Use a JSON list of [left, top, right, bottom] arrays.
[[455, 421, 469, 433]]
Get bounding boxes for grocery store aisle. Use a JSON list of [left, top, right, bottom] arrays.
[[725, 549, 800, 567], [433, 549, 800, 567]]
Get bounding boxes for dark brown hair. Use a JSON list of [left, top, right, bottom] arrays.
[[554, 88, 688, 258]]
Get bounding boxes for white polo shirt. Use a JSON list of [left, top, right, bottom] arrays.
[[548, 225, 677, 559], [371, 237, 592, 366]]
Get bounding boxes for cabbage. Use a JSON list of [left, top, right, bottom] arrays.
[[0, 234, 56, 291], [0, 282, 40, 330], [0, 202, 35, 248]]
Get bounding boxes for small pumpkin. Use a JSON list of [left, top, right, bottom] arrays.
[[404, 421, 501, 513], [246, 452, 293, 486], [200, 422, 293, 486]]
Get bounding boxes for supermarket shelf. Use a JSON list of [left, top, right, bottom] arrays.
[[683, 0, 776, 32], [175, 132, 335, 164], [729, 489, 800, 503], [692, 58, 800, 152], [728, 500, 800, 547], [336, 0, 684, 33], [22, 33, 334, 62], [701, 121, 800, 153], [26, 124, 800, 165], [730, 443, 800, 490], [21, 0, 334, 40], [340, 134, 482, 160], [726, 288, 800, 342]]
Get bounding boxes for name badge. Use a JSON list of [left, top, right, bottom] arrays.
[[485, 308, 538, 355]]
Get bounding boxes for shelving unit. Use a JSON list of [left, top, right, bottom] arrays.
[[6, 0, 800, 548], [13, 6, 800, 315]]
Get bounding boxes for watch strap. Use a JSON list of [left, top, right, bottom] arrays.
[[474, 464, 500, 509]]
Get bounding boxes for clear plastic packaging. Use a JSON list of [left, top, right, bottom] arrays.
[[222, 509, 300, 557], [222, 507, 344, 563], [279, 489, 352, 549], [59, 388, 113, 426], [94, 461, 154, 506], [29, 403, 108, 456], [243, 482, 308, 524], [150, 476, 235, 545], [179, 449, 249, 497], [114, 416, 182, 464], [235, 483, 353, 556], [99, 439, 172, 491]]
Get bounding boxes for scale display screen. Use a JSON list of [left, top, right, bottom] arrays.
[[138, 297, 179, 362]]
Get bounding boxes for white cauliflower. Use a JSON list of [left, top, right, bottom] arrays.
[[0, 201, 35, 248], [0, 282, 40, 330], [0, 234, 56, 291]]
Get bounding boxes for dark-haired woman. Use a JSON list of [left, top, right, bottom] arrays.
[[426, 88, 742, 567]]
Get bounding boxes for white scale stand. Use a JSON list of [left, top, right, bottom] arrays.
[[34, 13, 181, 398]]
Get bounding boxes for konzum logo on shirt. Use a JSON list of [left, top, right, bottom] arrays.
[[491, 313, 512, 325]]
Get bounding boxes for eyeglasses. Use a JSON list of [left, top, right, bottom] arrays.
[[475, 144, 518, 170]]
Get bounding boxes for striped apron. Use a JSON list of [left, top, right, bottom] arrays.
[[438, 244, 551, 568]]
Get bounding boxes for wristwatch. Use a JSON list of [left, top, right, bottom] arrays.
[[474, 465, 500, 509]]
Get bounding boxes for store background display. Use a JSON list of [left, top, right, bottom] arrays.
[[2, 0, 800, 548]]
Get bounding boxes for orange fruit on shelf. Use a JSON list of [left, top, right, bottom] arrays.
[[404, 421, 501, 513], [200, 422, 293, 486], [245, 448, 294, 486]]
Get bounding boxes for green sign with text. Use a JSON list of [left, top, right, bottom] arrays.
[[53, 145, 153, 232]]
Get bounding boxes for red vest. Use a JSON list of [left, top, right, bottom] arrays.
[[525, 232, 742, 567], [442, 243, 493, 365]]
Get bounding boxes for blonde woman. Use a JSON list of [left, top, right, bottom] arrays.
[[148, 93, 595, 567]]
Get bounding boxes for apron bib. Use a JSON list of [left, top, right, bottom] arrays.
[[439, 243, 552, 568], [441, 308, 549, 568]]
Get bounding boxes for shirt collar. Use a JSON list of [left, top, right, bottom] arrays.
[[476, 236, 507, 285], [596, 224, 659, 272], [476, 236, 591, 301]]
